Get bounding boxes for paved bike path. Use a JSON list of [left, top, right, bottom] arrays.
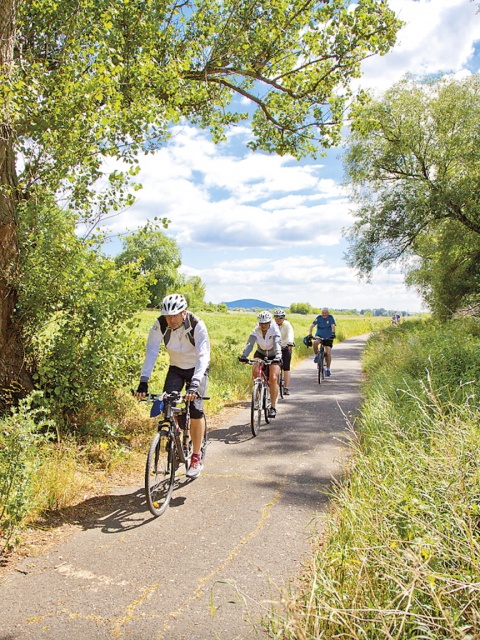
[[0, 334, 369, 640]]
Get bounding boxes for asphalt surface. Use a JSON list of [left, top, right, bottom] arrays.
[[0, 334, 369, 640]]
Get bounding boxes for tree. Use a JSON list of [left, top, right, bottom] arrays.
[[405, 220, 480, 320], [289, 302, 313, 315], [178, 275, 207, 311], [1, 0, 401, 405], [115, 224, 182, 308], [343, 75, 480, 280]]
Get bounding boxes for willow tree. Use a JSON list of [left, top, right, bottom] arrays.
[[0, 0, 401, 405], [343, 75, 480, 299]]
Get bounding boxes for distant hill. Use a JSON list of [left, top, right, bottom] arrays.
[[224, 299, 286, 310]]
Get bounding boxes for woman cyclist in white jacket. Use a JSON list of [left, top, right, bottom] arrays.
[[239, 310, 282, 418]]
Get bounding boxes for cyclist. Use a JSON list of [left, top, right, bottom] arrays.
[[273, 309, 294, 395], [239, 310, 282, 418], [135, 293, 210, 478], [308, 307, 336, 377]]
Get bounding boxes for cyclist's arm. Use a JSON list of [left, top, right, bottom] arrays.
[[309, 321, 316, 335], [330, 318, 336, 337], [273, 332, 282, 362], [285, 321, 295, 345], [240, 332, 257, 359], [191, 322, 210, 387], [140, 319, 164, 382]]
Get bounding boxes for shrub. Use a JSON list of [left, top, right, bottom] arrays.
[[0, 394, 53, 554]]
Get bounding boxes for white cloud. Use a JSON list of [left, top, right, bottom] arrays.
[[358, 0, 480, 91]]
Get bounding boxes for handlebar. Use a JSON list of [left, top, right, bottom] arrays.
[[132, 390, 210, 403], [241, 358, 277, 366]]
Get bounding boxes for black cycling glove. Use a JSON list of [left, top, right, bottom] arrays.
[[136, 381, 148, 394]]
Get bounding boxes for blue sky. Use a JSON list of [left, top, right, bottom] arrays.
[[99, 0, 480, 312]]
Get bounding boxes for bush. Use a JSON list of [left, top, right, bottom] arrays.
[[0, 394, 53, 554]]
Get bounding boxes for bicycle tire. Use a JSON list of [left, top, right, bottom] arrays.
[[317, 349, 325, 384], [251, 382, 263, 437], [145, 429, 175, 517], [278, 368, 284, 400], [264, 384, 271, 423]]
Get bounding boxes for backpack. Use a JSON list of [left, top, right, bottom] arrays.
[[158, 312, 200, 347]]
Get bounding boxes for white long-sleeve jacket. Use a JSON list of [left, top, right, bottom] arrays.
[[140, 314, 210, 386], [241, 322, 282, 360], [278, 320, 294, 347]]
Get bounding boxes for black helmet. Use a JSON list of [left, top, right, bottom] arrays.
[[303, 335, 313, 347]]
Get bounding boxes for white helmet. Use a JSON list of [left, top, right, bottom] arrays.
[[273, 309, 286, 318], [257, 310, 272, 323], [161, 293, 187, 315]]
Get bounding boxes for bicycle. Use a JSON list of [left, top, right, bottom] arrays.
[[243, 358, 273, 436], [142, 391, 208, 517], [314, 339, 326, 384]]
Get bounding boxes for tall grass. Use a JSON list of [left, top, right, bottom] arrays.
[[268, 319, 480, 639]]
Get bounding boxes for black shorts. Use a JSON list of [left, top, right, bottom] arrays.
[[163, 365, 208, 419], [315, 337, 333, 348], [253, 350, 281, 377], [281, 346, 292, 371]]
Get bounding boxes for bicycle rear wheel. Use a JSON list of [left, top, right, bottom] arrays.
[[145, 429, 175, 517], [251, 382, 263, 437]]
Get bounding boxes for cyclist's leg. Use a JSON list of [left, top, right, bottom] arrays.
[[323, 338, 333, 375], [269, 363, 280, 407], [165, 366, 206, 456], [188, 370, 208, 456], [282, 347, 292, 391], [325, 345, 332, 369]]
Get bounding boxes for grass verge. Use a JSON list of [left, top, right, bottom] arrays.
[[267, 318, 480, 639]]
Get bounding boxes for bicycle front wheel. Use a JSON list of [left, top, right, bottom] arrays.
[[251, 382, 263, 437], [264, 385, 271, 424], [145, 429, 175, 517], [317, 351, 325, 384], [278, 368, 284, 400]]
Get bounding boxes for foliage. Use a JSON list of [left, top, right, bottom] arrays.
[[406, 220, 480, 320], [178, 275, 207, 311], [289, 302, 315, 315], [343, 74, 480, 317], [115, 222, 182, 308], [0, 394, 53, 554], [27, 242, 149, 436], [268, 319, 480, 638]]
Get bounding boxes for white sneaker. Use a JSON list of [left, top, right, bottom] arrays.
[[187, 455, 203, 478]]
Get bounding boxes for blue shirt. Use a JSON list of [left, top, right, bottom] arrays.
[[313, 314, 335, 340]]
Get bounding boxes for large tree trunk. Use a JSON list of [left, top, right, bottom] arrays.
[[0, 0, 33, 411]]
